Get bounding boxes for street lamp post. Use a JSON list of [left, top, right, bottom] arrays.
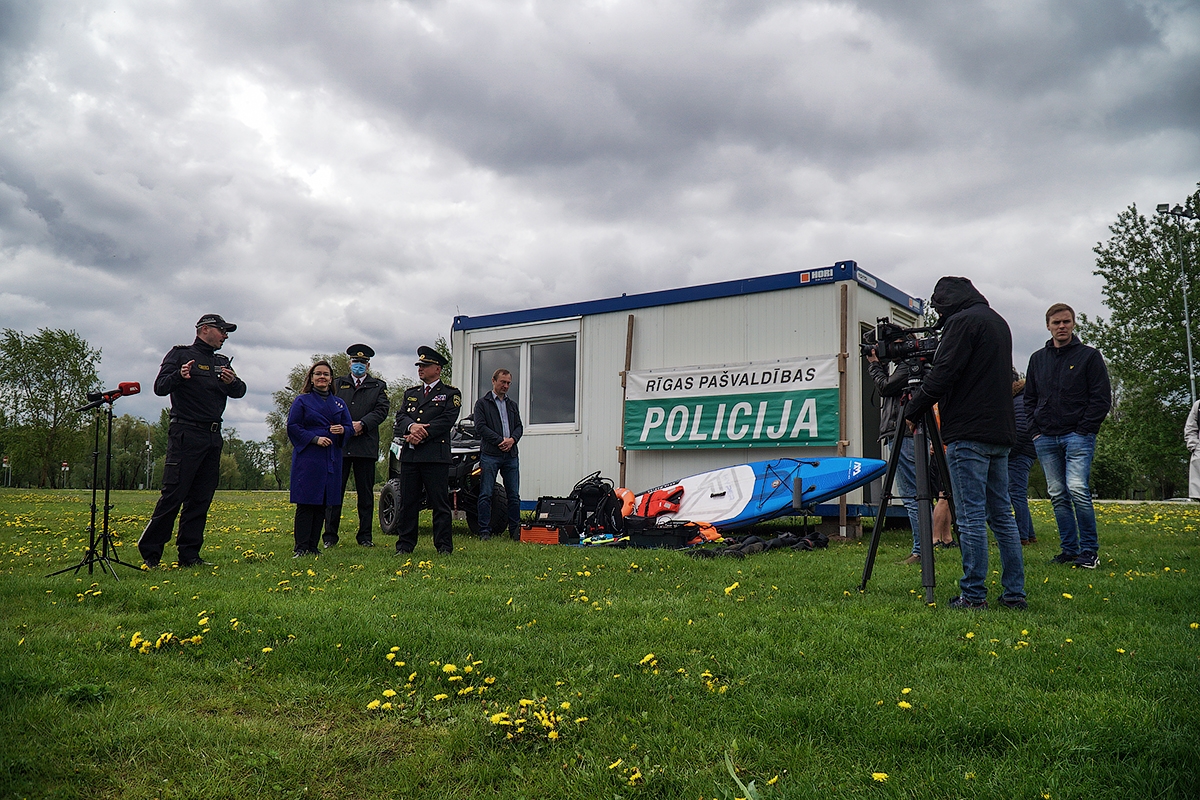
[[145, 440, 153, 490], [1157, 202, 1198, 407]]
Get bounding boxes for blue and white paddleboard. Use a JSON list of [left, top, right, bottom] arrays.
[[635, 457, 886, 531]]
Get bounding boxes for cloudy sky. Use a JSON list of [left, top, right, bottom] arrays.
[[2, 0, 1198, 440]]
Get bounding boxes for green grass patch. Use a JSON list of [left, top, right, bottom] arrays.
[[1, 489, 1198, 799]]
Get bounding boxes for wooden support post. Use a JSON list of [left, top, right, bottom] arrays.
[[618, 314, 635, 488], [838, 283, 849, 538]]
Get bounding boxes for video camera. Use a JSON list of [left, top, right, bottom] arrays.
[[859, 317, 940, 364]]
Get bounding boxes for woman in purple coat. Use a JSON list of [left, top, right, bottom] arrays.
[[287, 361, 354, 556]]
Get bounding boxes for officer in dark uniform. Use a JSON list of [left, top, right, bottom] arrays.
[[138, 314, 247, 568], [323, 344, 390, 548], [394, 346, 461, 555]]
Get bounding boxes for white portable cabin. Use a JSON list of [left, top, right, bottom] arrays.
[[449, 261, 924, 531]]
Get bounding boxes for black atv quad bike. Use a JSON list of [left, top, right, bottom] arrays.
[[377, 415, 508, 537]]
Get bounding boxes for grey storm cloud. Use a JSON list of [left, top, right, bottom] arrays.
[[0, 0, 1198, 438]]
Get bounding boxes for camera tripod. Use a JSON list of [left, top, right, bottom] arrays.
[[47, 397, 140, 579], [859, 389, 955, 605]]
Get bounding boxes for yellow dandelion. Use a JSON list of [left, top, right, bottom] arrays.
[[897, 701, 912, 709], [767, 775, 779, 785], [725, 581, 740, 595], [390, 646, 400, 652], [484, 676, 496, 685], [639, 653, 656, 665], [433, 693, 448, 701], [574, 716, 588, 723], [965, 632, 975, 639], [608, 758, 623, 769], [547, 730, 559, 740], [560, 701, 571, 710], [872, 772, 888, 782], [442, 663, 457, 674], [382, 689, 397, 698], [1190, 622, 1198, 630], [366, 700, 381, 710], [261, 647, 273, 653], [901, 687, 912, 694], [198, 617, 209, 626], [1062, 593, 1073, 599], [386, 653, 396, 661], [1117, 648, 1126, 654], [965, 772, 976, 779], [381, 702, 392, 710]]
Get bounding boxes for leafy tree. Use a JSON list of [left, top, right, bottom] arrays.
[[0, 328, 101, 487], [434, 335, 453, 385], [1079, 183, 1199, 498]]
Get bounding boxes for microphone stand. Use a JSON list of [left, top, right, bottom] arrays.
[[47, 397, 140, 579]]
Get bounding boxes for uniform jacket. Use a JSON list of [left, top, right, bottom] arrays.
[[1023, 336, 1112, 438], [287, 391, 354, 505], [905, 277, 1017, 447], [332, 374, 390, 460], [473, 392, 524, 458], [867, 359, 914, 442], [395, 381, 462, 464], [154, 338, 247, 425], [1011, 382, 1037, 459]]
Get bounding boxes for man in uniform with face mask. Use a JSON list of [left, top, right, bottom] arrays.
[[324, 344, 390, 548]]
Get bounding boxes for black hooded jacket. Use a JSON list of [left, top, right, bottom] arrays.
[[904, 277, 1016, 446]]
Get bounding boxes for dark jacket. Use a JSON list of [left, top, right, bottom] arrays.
[[395, 381, 462, 464], [154, 338, 247, 425], [867, 359, 913, 442], [332, 374, 390, 460], [1011, 382, 1037, 459], [473, 392, 524, 458], [1023, 336, 1112, 438], [905, 277, 1016, 446], [287, 391, 354, 505]]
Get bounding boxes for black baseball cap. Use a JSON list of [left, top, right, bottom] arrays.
[[196, 313, 237, 332]]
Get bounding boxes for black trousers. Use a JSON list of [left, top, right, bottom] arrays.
[[324, 457, 376, 545], [396, 461, 452, 554], [294, 504, 326, 553], [139, 425, 222, 564]]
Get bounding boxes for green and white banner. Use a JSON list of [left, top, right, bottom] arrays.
[[623, 356, 840, 449]]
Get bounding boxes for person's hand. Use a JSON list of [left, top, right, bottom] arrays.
[[499, 437, 514, 452], [181, 360, 195, 379], [330, 424, 345, 435], [866, 348, 879, 364], [408, 422, 429, 443], [315, 436, 332, 447], [353, 421, 364, 435], [218, 366, 236, 384]]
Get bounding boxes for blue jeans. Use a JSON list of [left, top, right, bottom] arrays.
[[1033, 433, 1098, 555], [478, 452, 521, 535], [1008, 452, 1036, 542], [891, 435, 922, 554], [945, 440, 1025, 605]]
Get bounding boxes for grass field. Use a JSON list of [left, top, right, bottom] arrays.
[[1, 489, 1197, 799]]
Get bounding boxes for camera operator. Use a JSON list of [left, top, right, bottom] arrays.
[[904, 277, 1026, 610], [866, 337, 953, 563]]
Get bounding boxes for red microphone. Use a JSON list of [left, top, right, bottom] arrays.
[[117, 381, 141, 397]]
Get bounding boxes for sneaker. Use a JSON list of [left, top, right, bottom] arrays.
[[899, 553, 921, 565], [293, 551, 305, 558], [1074, 551, 1099, 569], [997, 596, 1028, 610], [947, 595, 988, 610], [140, 560, 160, 570], [1027, 535, 1038, 544], [358, 540, 375, 547], [322, 540, 335, 549], [1050, 551, 1079, 564]]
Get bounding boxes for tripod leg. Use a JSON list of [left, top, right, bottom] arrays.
[[913, 418, 937, 605], [859, 416, 908, 591]]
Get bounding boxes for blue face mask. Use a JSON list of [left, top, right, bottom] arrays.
[[350, 362, 367, 377]]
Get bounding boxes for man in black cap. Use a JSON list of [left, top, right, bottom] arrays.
[[323, 344, 390, 548], [138, 314, 246, 568], [394, 346, 461, 555]]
